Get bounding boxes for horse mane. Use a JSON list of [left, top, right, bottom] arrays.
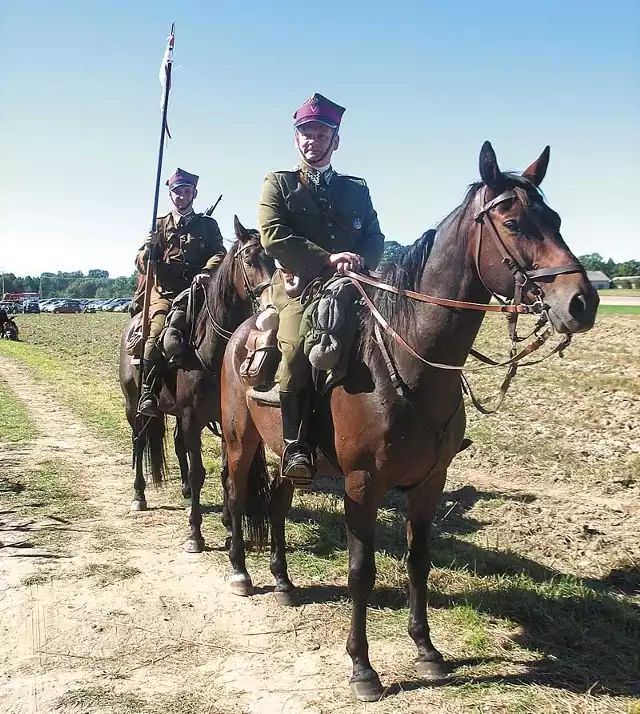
[[194, 229, 267, 344], [360, 172, 542, 357]]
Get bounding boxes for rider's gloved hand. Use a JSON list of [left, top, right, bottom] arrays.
[[327, 251, 364, 275]]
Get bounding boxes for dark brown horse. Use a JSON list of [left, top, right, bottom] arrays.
[[219, 143, 599, 701], [119, 217, 274, 552]]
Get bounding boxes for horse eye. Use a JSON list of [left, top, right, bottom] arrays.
[[504, 220, 520, 233]]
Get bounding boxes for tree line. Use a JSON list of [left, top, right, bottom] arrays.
[[381, 243, 639, 279], [3, 247, 639, 299], [1, 270, 138, 299]]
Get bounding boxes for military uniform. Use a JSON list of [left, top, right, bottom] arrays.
[[259, 168, 384, 389], [258, 93, 385, 487], [136, 168, 226, 416]]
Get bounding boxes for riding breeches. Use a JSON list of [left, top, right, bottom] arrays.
[[271, 279, 311, 392], [144, 298, 171, 361]]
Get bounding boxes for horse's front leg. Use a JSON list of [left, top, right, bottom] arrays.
[[174, 417, 191, 500], [344, 472, 382, 702], [220, 438, 233, 549], [269, 475, 295, 604], [406, 469, 448, 680], [182, 410, 205, 553]]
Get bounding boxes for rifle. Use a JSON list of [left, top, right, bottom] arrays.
[[204, 194, 223, 217]]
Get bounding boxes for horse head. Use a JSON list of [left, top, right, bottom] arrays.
[[229, 215, 275, 311], [474, 141, 598, 334]]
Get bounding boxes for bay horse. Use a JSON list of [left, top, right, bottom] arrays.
[[219, 142, 599, 701], [118, 217, 274, 552]]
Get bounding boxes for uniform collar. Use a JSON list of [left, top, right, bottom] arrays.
[[299, 163, 335, 187], [171, 208, 194, 227]]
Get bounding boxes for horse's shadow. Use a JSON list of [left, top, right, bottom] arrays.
[[272, 482, 640, 699]]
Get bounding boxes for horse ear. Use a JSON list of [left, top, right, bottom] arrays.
[[234, 215, 249, 243], [522, 145, 551, 186], [479, 141, 504, 190]]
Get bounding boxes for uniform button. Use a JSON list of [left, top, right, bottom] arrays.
[[330, 234, 335, 239]]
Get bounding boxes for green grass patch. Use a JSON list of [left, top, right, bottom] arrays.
[[0, 377, 37, 442], [596, 304, 640, 315], [0, 314, 130, 447], [1, 457, 97, 523]]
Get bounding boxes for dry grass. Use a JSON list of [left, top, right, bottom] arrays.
[[2, 311, 640, 713]]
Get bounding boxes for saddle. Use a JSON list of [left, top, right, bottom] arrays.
[[124, 283, 202, 367], [240, 276, 361, 404]]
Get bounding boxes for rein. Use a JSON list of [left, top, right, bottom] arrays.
[[345, 186, 582, 412]]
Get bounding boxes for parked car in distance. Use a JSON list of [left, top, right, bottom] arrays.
[[23, 301, 41, 314], [51, 299, 83, 314]]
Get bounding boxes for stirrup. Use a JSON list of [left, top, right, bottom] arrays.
[[282, 443, 314, 491]]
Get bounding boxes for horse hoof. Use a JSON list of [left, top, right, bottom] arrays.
[[181, 485, 191, 500], [274, 588, 296, 607], [131, 500, 148, 512], [183, 537, 205, 553], [350, 675, 383, 702], [229, 574, 254, 597], [416, 656, 449, 680]]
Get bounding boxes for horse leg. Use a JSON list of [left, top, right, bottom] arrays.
[[127, 394, 147, 510], [406, 469, 448, 680], [269, 476, 295, 604], [182, 411, 205, 553], [174, 417, 191, 500], [226, 427, 263, 598], [220, 438, 233, 550], [131, 431, 148, 511], [344, 474, 382, 702]]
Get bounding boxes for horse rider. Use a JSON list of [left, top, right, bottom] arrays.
[[258, 93, 385, 488], [135, 168, 226, 417]]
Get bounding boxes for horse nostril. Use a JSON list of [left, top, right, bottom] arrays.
[[569, 293, 587, 318]]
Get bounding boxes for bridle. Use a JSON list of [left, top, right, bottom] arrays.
[[344, 185, 585, 412], [201, 239, 271, 342]]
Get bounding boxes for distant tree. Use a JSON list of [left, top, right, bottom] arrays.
[[379, 241, 406, 269], [578, 253, 605, 272], [617, 260, 640, 277], [88, 269, 109, 280]]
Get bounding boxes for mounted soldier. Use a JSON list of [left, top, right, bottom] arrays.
[[258, 93, 385, 488], [134, 168, 226, 417]]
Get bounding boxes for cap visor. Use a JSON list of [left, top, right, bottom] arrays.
[[294, 117, 338, 129]]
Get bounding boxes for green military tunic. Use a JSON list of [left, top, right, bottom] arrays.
[[134, 211, 226, 358], [258, 168, 385, 390]]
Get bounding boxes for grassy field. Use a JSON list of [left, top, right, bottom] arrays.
[[1, 312, 639, 713]]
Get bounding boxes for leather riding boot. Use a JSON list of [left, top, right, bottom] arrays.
[[137, 358, 161, 417], [280, 390, 314, 490]]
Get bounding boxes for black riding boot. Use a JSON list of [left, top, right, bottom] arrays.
[[137, 358, 161, 417], [280, 390, 314, 490]]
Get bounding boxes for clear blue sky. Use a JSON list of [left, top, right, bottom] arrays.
[[1, 0, 638, 278]]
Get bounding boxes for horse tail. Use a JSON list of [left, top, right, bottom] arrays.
[[243, 442, 271, 551], [143, 413, 168, 486]]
